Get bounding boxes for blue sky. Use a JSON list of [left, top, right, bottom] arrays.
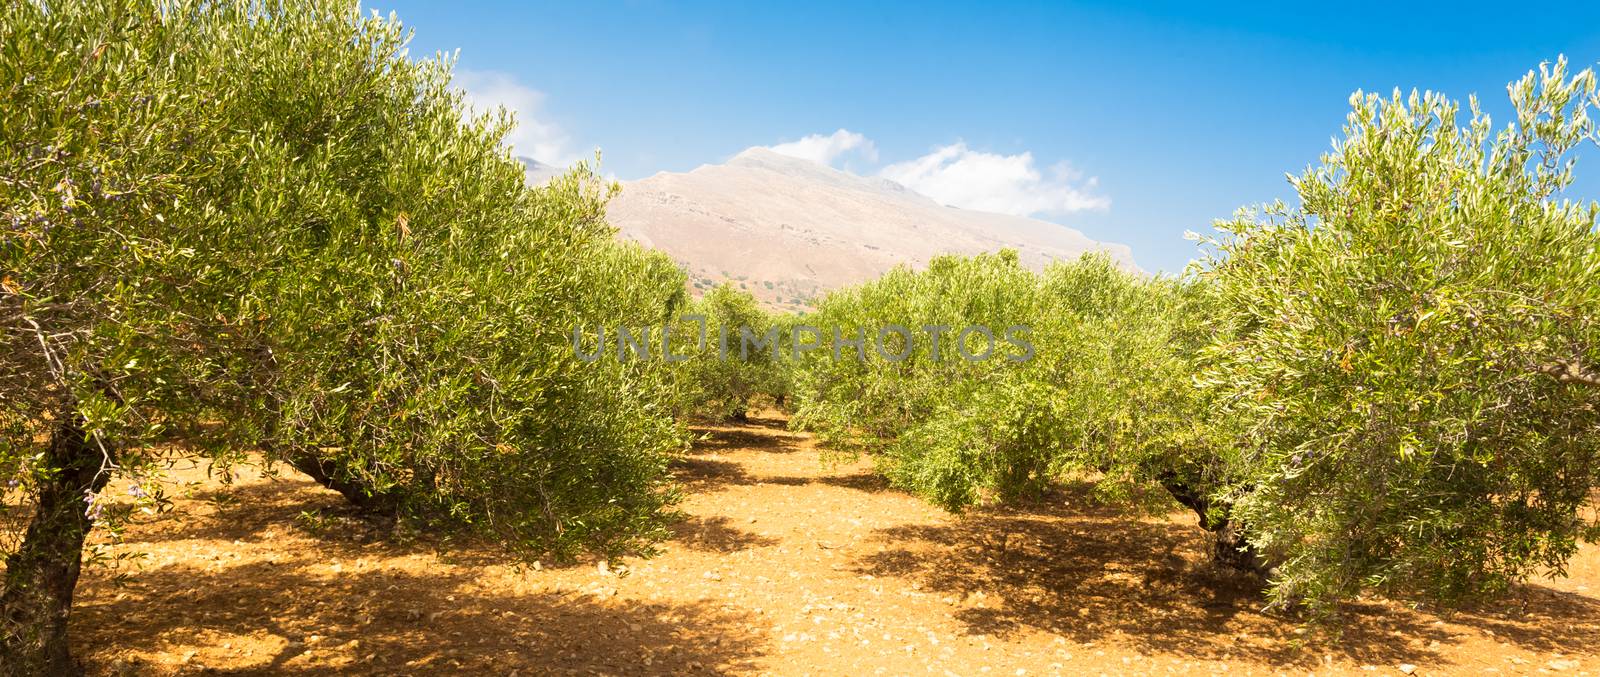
[[373, 1, 1600, 274]]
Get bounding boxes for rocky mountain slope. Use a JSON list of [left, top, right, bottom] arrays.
[[602, 148, 1137, 310], [517, 156, 564, 186]]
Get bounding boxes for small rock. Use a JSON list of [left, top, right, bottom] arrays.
[[1398, 664, 1417, 675]]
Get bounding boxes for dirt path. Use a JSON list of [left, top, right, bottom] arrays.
[[75, 413, 1600, 675]]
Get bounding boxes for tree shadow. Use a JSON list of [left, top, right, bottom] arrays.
[[794, 472, 891, 493], [73, 472, 766, 674], [669, 515, 779, 553], [123, 478, 380, 548], [751, 473, 891, 495], [686, 417, 805, 455], [74, 559, 765, 675], [1429, 585, 1600, 655], [116, 479, 500, 569], [847, 482, 1600, 669], [669, 419, 890, 496], [669, 457, 757, 490], [737, 412, 790, 429]]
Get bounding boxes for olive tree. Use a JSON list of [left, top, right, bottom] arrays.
[[790, 251, 1214, 518], [1, 1, 687, 671], [1196, 59, 1600, 610], [1, 3, 277, 668], [672, 283, 789, 421]]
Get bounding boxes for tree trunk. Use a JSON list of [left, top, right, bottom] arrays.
[[1158, 472, 1270, 577], [0, 416, 110, 676], [282, 450, 397, 514]]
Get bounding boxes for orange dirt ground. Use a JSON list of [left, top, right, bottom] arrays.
[[72, 413, 1599, 675]]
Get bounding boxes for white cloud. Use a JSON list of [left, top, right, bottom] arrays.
[[878, 142, 1109, 216], [454, 69, 580, 167], [764, 129, 878, 167]]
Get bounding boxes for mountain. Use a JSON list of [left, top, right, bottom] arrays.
[[516, 156, 564, 186], [604, 147, 1137, 310]]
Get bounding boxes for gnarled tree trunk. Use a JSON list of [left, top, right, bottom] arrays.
[[1158, 471, 1270, 577], [1, 415, 110, 676], [281, 449, 399, 514], [259, 405, 399, 514]]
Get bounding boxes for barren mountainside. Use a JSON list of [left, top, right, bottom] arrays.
[[603, 147, 1137, 310], [517, 156, 564, 185]]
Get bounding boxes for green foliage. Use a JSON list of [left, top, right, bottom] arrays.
[[6, 0, 1599, 643], [793, 60, 1600, 613], [1, 0, 280, 548], [1196, 59, 1600, 609], [1, 0, 686, 570], [791, 251, 1204, 512], [671, 283, 789, 420]]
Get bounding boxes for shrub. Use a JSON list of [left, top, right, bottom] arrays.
[[790, 252, 1214, 518], [671, 283, 790, 421], [1196, 59, 1600, 610]]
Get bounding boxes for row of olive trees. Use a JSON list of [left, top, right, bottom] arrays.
[[0, 1, 690, 672], [790, 60, 1600, 613], [567, 279, 792, 422], [669, 283, 793, 421], [789, 253, 1249, 562]]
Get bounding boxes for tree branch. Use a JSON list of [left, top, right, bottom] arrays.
[[1539, 358, 1600, 387]]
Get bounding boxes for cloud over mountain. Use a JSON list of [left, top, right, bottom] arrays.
[[762, 129, 878, 168], [879, 142, 1109, 217], [762, 130, 1111, 219]]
